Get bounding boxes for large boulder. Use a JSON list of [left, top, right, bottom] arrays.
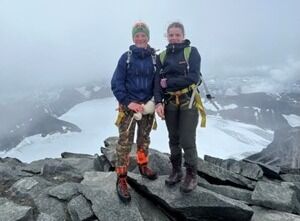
[[128, 174, 253, 221], [251, 181, 300, 214], [80, 171, 169, 221]]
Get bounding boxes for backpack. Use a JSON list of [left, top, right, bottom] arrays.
[[126, 50, 157, 72], [159, 46, 192, 72]]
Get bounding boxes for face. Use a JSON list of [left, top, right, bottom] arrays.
[[167, 27, 184, 44], [133, 32, 149, 48]]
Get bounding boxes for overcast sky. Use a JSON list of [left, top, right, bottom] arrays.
[[1, 0, 300, 96]]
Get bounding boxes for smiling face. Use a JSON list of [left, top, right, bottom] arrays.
[[133, 32, 149, 48], [167, 27, 184, 44]]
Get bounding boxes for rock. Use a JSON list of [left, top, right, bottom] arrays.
[[251, 206, 300, 221], [96, 154, 112, 172], [251, 181, 300, 214], [131, 150, 171, 176], [281, 174, 300, 183], [34, 188, 67, 221], [0, 197, 33, 221], [198, 177, 252, 203], [204, 155, 263, 180], [101, 142, 171, 175], [197, 158, 256, 190], [243, 159, 281, 180], [103, 136, 119, 147], [128, 174, 253, 221], [67, 195, 94, 221], [61, 152, 95, 159], [9, 176, 54, 199], [246, 127, 300, 168], [80, 171, 169, 221], [37, 213, 57, 221], [48, 182, 81, 201]]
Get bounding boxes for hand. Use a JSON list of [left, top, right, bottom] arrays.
[[160, 78, 167, 89], [128, 102, 144, 112], [155, 103, 165, 119]]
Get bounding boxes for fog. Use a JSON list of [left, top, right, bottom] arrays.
[[1, 0, 300, 96]]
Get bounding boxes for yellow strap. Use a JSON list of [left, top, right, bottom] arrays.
[[166, 83, 206, 127], [152, 116, 158, 130], [194, 92, 206, 127], [114, 111, 125, 127]]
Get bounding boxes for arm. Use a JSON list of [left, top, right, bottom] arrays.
[[153, 56, 164, 104], [111, 53, 131, 106]]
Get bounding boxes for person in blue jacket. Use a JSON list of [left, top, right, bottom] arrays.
[[111, 21, 157, 203], [154, 22, 201, 193]]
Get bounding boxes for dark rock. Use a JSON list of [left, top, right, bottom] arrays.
[[67, 195, 94, 221], [61, 152, 95, 159], [246, 127, 300, 168], [281, 167, 300, 175], [251, 206, 300, 221], [243, 159, 281, 180], [101, 139, 171, 175], [37, 213, 57, 221], [34, 187, 67, 221], [281, 174, 300, 183], [0, 197, 34, 221], [197, 158, 256, 190], [251, 181, 300, 214], [96, 154, 112, 172], [80, 171, 169, 221], [103, 136, 118, 147], [48, 182, 82, 201], [198, 177, 252, 203], [204, 155, 263, 180], [128, 174, 253, 221]]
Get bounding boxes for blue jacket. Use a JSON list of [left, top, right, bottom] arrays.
[[154, 39, 201, 104], [111, 45, 156, 106]]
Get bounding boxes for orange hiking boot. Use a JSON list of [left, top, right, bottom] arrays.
[[116, 166, 131, 203], [136, 149, 157, 180], [138, 163, 158, 180]]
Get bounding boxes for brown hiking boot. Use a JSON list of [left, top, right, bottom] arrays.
[[138, 164, 158, 180], [180, 167, 198, 193], [165, 167, 183, 186], [116, 175, 131, 203]]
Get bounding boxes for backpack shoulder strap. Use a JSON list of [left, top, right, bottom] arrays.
[[184, 46, 192, 72], [159, 50, 167, 65], [159, 46, 191, 68], [184, 46, 191, 63], [151, 52, 157, 72], [126, 50, 132, 69]]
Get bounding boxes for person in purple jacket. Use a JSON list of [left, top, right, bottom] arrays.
[[111, 22, 157, 203]]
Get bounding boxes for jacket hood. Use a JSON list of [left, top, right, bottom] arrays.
[[166, 39, 191, 53], [129, 45, 155, 59]]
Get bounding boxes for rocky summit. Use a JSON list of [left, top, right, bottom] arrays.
[[1, 137, 300, 221]]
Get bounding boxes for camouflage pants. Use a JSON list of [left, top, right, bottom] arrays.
[[116, 109, 155, 167]]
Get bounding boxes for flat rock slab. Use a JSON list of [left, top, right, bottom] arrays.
[[204, 155, 263, 180], [198, 158, 256, 190], [129, 174, 253, 221], [251, 206, 300, 221], [80, 171, 169, 221], [251, 181, 300, 214], [0, 198, 33, 221]]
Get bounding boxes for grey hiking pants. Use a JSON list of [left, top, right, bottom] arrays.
[[164, 96, 199, 168]]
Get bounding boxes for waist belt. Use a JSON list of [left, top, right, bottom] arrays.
[[166, 84, 206, 128]]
